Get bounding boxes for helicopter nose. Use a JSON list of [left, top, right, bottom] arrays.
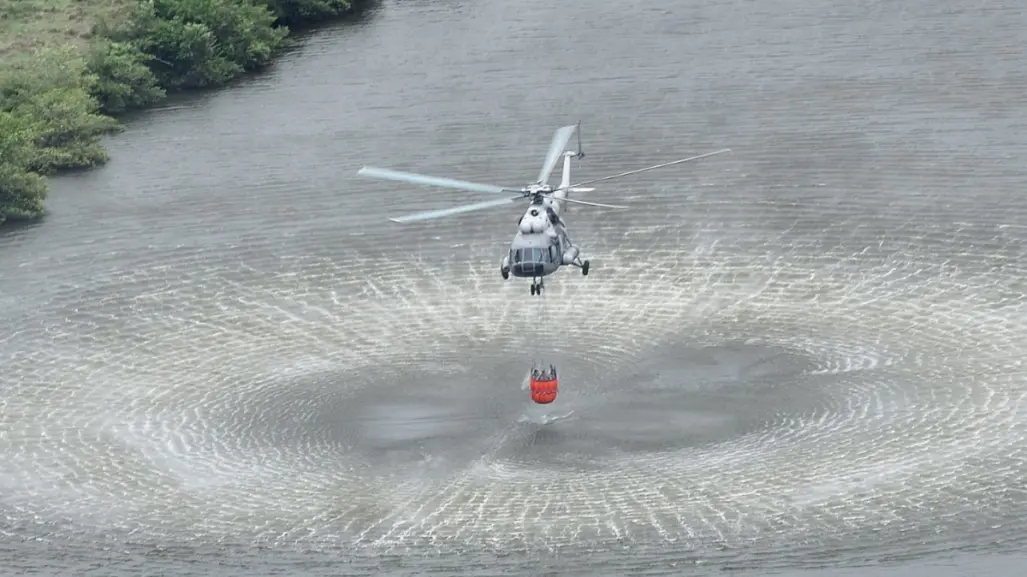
[[513, 263, 544, 276]]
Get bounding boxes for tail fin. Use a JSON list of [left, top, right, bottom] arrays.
[[554, 123, 585, 207], [559, 153, 573, 192]]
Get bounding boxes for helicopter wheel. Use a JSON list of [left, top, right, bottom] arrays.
[[530, 283, 536, 295], [582, 260, 590, 276]]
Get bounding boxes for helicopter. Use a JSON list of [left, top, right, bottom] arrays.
[[356, 123, 730, 295]]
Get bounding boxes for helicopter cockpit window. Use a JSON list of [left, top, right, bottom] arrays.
[[513, 248, 545, 264]]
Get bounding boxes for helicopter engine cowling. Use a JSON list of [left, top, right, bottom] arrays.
[[518, 208, 549, 234], [561, 246, 579, 265]]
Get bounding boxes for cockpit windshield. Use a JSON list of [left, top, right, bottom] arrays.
[[510, 247, 549, 265]]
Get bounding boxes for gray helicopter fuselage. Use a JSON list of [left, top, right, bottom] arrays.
[[501, 196, 579, 279]]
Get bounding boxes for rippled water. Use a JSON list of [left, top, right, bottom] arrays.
[[3, 0, 1027, 575]]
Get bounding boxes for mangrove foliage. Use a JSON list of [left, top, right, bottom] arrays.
[[1, 0, 358, 226]]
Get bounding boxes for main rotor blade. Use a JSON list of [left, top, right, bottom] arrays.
[[536, 124, 578, 184], [557, 196, 627, 209], [358, 166, 517, 196], [389, 196, 522, 224], [561, 148, 732, 189]]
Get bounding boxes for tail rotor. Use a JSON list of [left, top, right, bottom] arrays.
[[574, 120, 585, 160]]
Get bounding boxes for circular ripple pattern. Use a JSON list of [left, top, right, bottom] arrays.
[[4, 193, 1027, 568]]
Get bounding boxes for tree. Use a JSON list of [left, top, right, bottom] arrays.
[[0, 111, 47, 221]]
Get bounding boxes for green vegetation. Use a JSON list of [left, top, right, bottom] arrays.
[[0, 0, 358, 226]]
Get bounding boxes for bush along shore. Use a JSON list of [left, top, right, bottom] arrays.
[[0, 0, 359, 226]]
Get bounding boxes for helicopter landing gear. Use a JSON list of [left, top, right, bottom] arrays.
[[501, 266, 509, 280], [569, 258, 590, 276], [530, 278, 544, 296]]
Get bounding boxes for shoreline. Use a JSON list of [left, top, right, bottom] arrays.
[[0, 0, 372, 227]]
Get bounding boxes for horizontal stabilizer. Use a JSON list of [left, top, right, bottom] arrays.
[[561, 197, 626, 209], [569, 187, 595, 193]]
